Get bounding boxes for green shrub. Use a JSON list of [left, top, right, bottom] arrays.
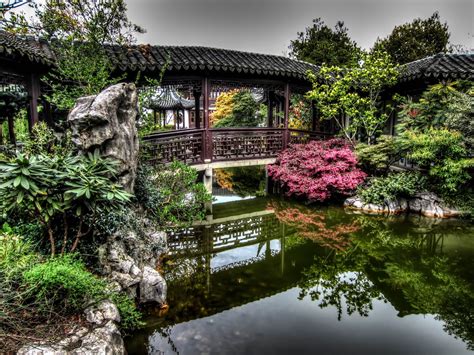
[[0, 231, 38, 283], [22, 254, 106, 313], [355, 135, 406, 175], [401, 128, 474, 193], [0, 150, 132, 256], [135, 162, 212, 227], [358, 172, 426, 205]]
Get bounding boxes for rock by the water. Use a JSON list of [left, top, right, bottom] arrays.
[[344, 192, 462, 218], [98, 227, 168, 305], [68, 83, 139, 192], [408, 192, 462, 218], [84, 300, 121, 325], [139, 266, 167, 305]]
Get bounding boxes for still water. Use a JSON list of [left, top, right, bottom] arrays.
[[126, 167, 474, 355]]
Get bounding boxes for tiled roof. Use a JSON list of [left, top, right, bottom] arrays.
[[105, 44, 319, 80], [0, 30, 54, 65], [400, 53, 474, 82]]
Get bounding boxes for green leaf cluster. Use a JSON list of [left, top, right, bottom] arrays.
[[134, 162, 211, 228], [213, 90, 264, 128], [307, 50, 399, 145], [358, 172, 426, 205], [0, 149, 132, 255], [355, 135, 406, 175]]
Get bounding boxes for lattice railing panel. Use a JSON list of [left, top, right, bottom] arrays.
[[211, 128, 284, 161], [142, 129, 204, 165]]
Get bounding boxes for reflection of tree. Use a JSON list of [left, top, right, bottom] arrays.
[[215, 166, 266, 197], [294, 211, 474, 350], [269, 199, 359, 251]]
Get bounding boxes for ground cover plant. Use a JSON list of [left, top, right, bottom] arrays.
[[0, 230, 143, 352]]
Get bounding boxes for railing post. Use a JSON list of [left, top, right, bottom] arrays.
[[202, 77, 212, 162], [283, 82, 290, 149]]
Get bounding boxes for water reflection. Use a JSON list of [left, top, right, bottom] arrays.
[[126, 194, 474, 354]]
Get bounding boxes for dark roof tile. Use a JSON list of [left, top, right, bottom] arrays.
[[400, 53, 474, 82]]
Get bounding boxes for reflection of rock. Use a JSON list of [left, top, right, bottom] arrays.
[[18, 301, 125, 355], [68, 83, 139, 192], [344, 192, 462, 218], [98, 225, 168, 305]]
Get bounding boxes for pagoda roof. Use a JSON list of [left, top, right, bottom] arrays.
[[147, 87, 195, 110]]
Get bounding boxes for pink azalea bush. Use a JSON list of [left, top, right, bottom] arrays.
[[268, 139, 366, 202]]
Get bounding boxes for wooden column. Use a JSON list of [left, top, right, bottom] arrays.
[[0, 120, 3, 145], [202, 77, 212, 161], [311, 100, 318, 132], [7, 115, 16, 145], [193, 88, 201, 129], [26, 73, 40, 132], [267, 90, 274, 127], [283, 83, 290, 148]]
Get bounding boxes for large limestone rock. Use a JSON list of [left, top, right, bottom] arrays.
[[408, 192, 462, 218], [68, 83, 139, 192], [97, 223, 168, 305], [344, 192, 462, 218]]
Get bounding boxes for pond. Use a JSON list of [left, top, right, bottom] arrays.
[[125, 167, 474, 354]]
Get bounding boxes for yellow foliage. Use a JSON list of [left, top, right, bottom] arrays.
[[211, 89, 238, 126], [215, 168, 234, 191]]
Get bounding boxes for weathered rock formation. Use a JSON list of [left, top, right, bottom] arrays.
[[98, 222, 168, 306], [68, 83, 139, 193], [18, 301, 125, 355], [344, 192, 463, 218]]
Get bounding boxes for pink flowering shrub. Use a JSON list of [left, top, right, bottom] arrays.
[[268, 139, 366, 202]]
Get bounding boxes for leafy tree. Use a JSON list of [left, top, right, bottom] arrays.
[[4, 0, 144, 110], [307, 50, 399, 145], [289, 18, 361, 67], [373, 12, 450, 64], [289, 94, 312, 130], [267, 139, 366, 202], [211, 90, 238, 126], [215, 166, 266, 197], [212, 90, 264, 128]]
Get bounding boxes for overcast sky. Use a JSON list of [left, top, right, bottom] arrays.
[[124, 0, 473, 56]]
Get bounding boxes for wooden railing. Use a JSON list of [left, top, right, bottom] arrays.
[[142, 127, 331, 165], [141, 128, 204, 165], [211, 128, 284, 161]]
